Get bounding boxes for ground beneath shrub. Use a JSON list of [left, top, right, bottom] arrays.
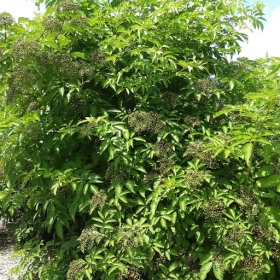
[[0, 218, 25, 280]]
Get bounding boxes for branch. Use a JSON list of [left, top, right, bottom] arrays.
[[0, 56, 11, 63]]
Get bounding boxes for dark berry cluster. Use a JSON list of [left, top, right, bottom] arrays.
[[154, 255, 166, 266], [271, 244, 280, 262], [41, 53, 92, 80], [0, 155, 9, 183], [22, 122, 43, 143], [252, 222, 276, 244], [79, 123, 95, 137], [8, 66, 35, 96], [118, 265, 142, 280], [161, 91, 178, 106], [26, 101, 39, 112], [152, 141, 173, 158], [271, 158, 280, 174], [56, 0, 79, 12], [0, 12, 14, 26], [184, 116, 201, 127], [128, 111, 165, 134], [126, 40, 136, 51], [186, 259, 200, 275], [157, 157, 175, 175], [224, 225, 244, 248], [78, 225, 106, 253], [145, 157, 175, 186], [90, 50, 107, 65], [212, 246, 226, 274], [12, 39, 40, 63], [202, 199, 225, 220], [194, 79, 216, 94], [66, 259, 86, 280], [36, 51, 57, 70], [12, 40, 94, 82], [6, 89, 17, 105], [74, 61, 94, 79], [116, 226, 144, 251], [90, 190, 107, 211], [42, 15, 62, 33], [69, 16, 88, 27], [216, 134, 231, 142], [184, 170, 204, 189], [53, 54, 79, 79], [231, 61, 250, 71], [230, 112, 250, 123], [238, 189, 261, 218], [184, 141, 217, 168], [242, 255, 264, 278], [105, 165, 128, 184]]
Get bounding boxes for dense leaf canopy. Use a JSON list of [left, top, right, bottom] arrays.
[[1, 0, 280, 280]]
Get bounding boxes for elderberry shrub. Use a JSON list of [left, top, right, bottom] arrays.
[[66, 97, 84, 116], [36, 51, 57, 70], [230, 112, 250, 123], [216, 133, 231, 142], [145, 156, 175, 186], [53, 54, 79, 79], [157, 157, 176, 175], [154, 255, 167, 266], [186, 258, 200, 275], [1, 1, 279, 280]]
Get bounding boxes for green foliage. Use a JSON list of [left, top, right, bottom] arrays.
[[1, 0, 280, 280]]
